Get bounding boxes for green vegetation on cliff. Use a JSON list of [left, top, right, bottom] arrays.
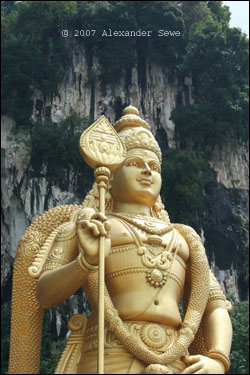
[[229, 298, 249, 374], [2, 1, 249, 145], [30, 111, 92, 194], [161, 148, 213, 226]]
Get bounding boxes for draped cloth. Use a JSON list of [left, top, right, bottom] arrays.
[[77, 348, 187, 374], [76, 321, 188, 374]]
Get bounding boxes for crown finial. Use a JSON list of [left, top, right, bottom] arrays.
[[114, 105, 150, 132], [122, 105, 140, 116], [113, 105, 162, 162]]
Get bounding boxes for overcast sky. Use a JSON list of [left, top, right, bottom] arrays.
[[223, 1, 249, 37]]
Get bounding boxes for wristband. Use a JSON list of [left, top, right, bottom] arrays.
[[76, 253, 98, 272], [207, 348, 230, 373]]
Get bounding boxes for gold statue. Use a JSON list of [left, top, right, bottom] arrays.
[[9, 106, 232, 374]]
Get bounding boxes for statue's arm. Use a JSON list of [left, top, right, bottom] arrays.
[[201, 272, 232, 367], [36, 220, 90, 309], [36, 208, 110, 309], [200, 301, 232, 371], [182, 270, 232, 374], [37, 260, 90, 309]]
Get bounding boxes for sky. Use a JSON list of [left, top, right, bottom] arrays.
[[223, 1, 249, 37]]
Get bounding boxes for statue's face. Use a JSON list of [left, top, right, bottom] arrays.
[[111, 148, 162, 207]]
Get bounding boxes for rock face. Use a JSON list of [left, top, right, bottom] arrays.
[[31, 42, 180, 146], [1, 117, 30, 298], [1, 46, 248, 315], [210, 141, 249, 190]]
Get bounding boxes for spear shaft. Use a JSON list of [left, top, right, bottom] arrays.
[[79, 116, 126, 374], [95, 168, 111, 374]]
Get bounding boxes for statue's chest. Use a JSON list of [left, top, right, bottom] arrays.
[[106, 228, 188, 289], [109, 215, 189, 261]]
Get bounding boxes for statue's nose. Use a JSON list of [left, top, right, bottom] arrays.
[[142, 163, 151, 175]]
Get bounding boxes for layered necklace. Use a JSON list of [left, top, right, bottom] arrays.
[[111, 212, 177, 288], [111, 212, 173, 235]]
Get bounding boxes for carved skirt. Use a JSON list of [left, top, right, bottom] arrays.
[[76, 321, 187, 374]]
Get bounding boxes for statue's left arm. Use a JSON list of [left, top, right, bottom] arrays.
[[203, 272, 232, 353], [181, 271, 232, 374]]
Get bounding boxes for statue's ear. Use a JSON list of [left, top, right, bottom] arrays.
[[153, 195, 171, 223]]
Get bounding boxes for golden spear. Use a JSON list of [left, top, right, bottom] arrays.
[[79, 116, 126, 374]]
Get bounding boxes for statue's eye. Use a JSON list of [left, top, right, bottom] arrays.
[[129, 161, 138, 167], [152, 164, 160, 172]]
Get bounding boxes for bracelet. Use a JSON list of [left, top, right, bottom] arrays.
[[76, 254, 98, 272], [207, 348, 230, 373]]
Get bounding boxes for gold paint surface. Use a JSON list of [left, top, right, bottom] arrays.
[[79, 116, 126, 170], [9, 106, 232, 374]]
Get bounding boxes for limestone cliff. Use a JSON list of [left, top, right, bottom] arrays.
[[1, 46, 248, 321]]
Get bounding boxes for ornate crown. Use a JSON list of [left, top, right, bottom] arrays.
[[114, 106, 162, 163]]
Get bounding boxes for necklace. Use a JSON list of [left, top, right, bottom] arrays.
[[111, 213, 173, 235], [139, 244, 172, 287], [111, 213, 177, 288]]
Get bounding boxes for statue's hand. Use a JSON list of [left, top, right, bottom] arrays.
[[77, 210, 111, 265], [180, 355, 225, 374]]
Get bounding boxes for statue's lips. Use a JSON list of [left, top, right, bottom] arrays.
[[137, 178, 152, 186]]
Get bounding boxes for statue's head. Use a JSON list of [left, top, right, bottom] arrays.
[[110, 106, 162, 208], [82, 105, 170, 222]]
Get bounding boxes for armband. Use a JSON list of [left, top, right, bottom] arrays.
[[208, 288, 226, 303]]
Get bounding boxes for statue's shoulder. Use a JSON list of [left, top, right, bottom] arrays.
[[16, 204, 81, 265], [24, 204, 81, 236], [107, 214, 125, 227], [173, 223, 200, 239], [172, 223, 205, 256]]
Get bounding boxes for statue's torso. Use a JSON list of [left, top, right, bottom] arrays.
[[97, 216, 190, 328]]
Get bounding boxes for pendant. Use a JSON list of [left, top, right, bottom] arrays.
[[146, 269, 167, 287]]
